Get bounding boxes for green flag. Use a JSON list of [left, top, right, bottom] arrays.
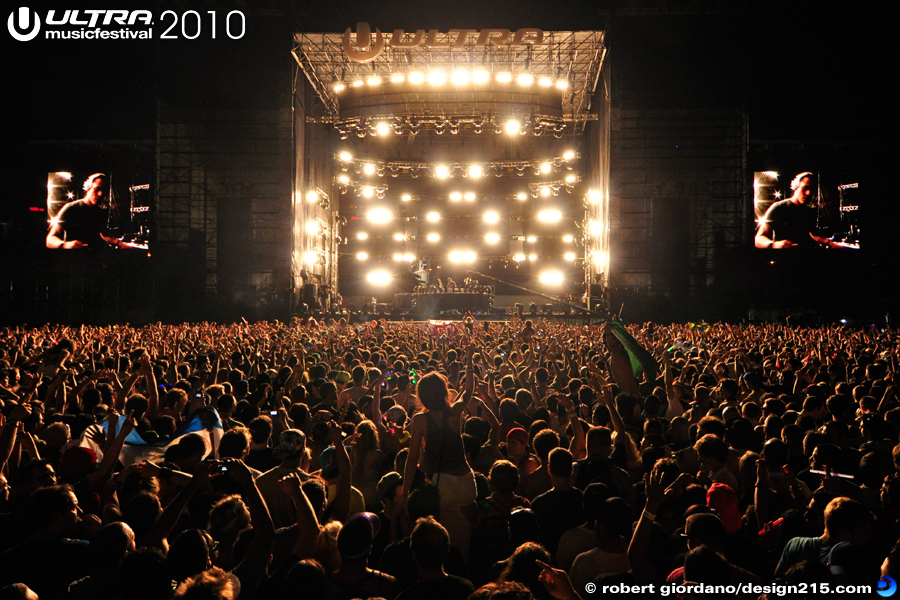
[[608, 318, 659, 381]]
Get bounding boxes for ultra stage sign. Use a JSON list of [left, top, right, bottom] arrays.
[[342, 23, 544, 62]]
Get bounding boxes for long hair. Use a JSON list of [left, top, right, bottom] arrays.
[[417, 372, 451, 413]]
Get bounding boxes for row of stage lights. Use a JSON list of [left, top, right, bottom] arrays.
[[335, 115, 566, 138], [332, 69, 570, 93], [353, 250, 583, 262], [336, 151, 578, 177], [331, 182, 599, 202], [362, 267, 575, 288], [357, 231, 579, 243], [358, 207, 569, 225]]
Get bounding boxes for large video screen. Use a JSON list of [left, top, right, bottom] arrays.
[[753, 171, 860, 250], [46, 172, 149, 250]]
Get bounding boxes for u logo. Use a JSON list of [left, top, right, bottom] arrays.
[[342, 22, 384, 63]]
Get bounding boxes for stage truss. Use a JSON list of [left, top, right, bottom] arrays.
[[292, 30, 606, 134]]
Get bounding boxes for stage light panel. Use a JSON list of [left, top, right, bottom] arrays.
[[528, 254, 537, 261], [352, 80, 364, 87], [587, 219, 603, 235], [363, 163, 376, 175], [592, 251, 608, 267], [468, 164, 484, 178], [449, 192, 462, 202], [539, 270, 564, 286], [587, 189, 602, 204], [305, 221, 321, 235], [401, 193, 412, 202], [426, 211, 441, 223], [526, 236, 537, 243], [516, 192, 528, 201], [538, 76, 553, 87], [367, 75, 382, 86], [451, 68, 470, 86], [564, 252, 577, 261], [366, 270, 392, 286], [537, 209, 562, 223], [504, 119, 521, 135], [448, 250, 477, 264], [485, 232, 500, 244], [540, 162, 552, 174], [540, 187, 552, 198], [366, 208, 392, 224], [513, 253, 526, 262], [393, 253, 404, 261], [555, 79, 569, 90], [565, 174, 577, 184], [426, 233, 441, 242], [563, 234, 574, 243], [472, 69, 490, 84], [435, 165, 450, 179], [302, 251, 319, 265], [563, 150, 575, 160], [393, 233, 405, 241], [357, 232, 368, 240], [408, 71, 425, 84], [306, 191, 319, 204], [483, 210, 500, 224], [338, 175, 350, 185], [375, 122, 391, 137], [391, 73, 405, 83], [464, 192, 476, 202], [496, 71, 512, 83], [362, 186, 375, 198], [333, 83, 345, 92], [428, 69, 447, 86], [338, 151, 352, 162], [356, 251, 368, 260]]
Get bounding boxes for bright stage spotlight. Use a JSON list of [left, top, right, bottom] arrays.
[[338, 175, 350, 185], [451, 68, 470, 86], [540, 187, 552, 198], [356, 251, 368, 260], [401, 193, 412, 202], [302, 251, 319, 266], [485, 232, 500, 244], [539, 270, 564, 286], [357, 232, 369, 240], [587, 189, 602, 204], [537, 209, 562, 223], [404, 253, 415, 261], [363, 163, 376, 175], [448, 250, 477, 264], [408, 71, 425, 84], [504, 119, 521, 135], [539, 162, 552, 174], [563, 150, 575, 160], [428, 69, 447, 86], [555, 79, 569, 90], [528, 254, 537, 261], [449, 192, 462, 202], [375, 122, 391, 137], [516, 192, 528, 201], [587, 219, 603, 236], [513, 253, 526, 262], [565, 174, 577, 184], [391, 73, 405, 83], [305, 221, 321, 235], [393, 232, 405, 241], [352, 80, 364, 87], [425, 211, 441, 223], [393, 253, 404, 262], [366, 208, 392, 224], [367, 75, 382, 86], [333, 82, 346, 92], [483, 210, 500, 224], [366, 270, 392, 286], [538, 76, 553, 87], [468, 164, 484, 178], [564, 251, 577, 261], [562, 234, 574, 243], [464, 192, 476, 202], [516, 73, 534, 86], [362, 186, 375, 198], [435, 165, 450, 179], [306, 191, 319, 204], [338, 151, 352, 162], [526, 236, 537, 243], [472, 69, 490, 84], [496, 71, 512, 83], [426, 233, 440, 242]]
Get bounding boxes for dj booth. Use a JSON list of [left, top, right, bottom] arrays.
[[394, 290, 493, 314]]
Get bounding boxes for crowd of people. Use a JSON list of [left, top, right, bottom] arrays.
[[0, 317, 896, 599]]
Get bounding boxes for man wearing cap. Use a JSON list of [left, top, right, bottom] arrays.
[[255, 429, 310, 529]]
